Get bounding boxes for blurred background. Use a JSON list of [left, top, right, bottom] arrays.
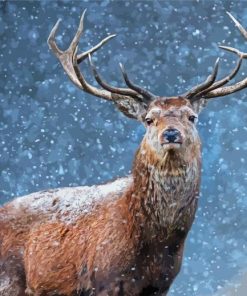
[[0, 0, 247, 295]]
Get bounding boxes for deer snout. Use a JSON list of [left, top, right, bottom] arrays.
[[162, 128, 182, 144]]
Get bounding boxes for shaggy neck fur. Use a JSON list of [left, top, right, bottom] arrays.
[[126, 139, 201, 242]]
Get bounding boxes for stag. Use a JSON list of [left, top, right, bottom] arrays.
[[0, 11, 246, 296]]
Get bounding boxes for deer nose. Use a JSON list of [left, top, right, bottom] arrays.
[[163, 128, 181, 143]]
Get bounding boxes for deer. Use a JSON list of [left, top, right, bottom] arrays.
[[0, 10, 247, 296]]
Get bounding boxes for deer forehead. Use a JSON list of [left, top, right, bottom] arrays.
[[146, 105, 196, 118]]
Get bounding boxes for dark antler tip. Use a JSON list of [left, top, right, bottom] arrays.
[[211, 57, 220, 75]]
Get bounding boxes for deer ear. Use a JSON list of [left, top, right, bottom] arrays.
[[113, 97, 148, 121], [191, 98, 208, 114]]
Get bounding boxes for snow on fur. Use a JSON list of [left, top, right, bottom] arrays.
[[5, 177, 132, 223]]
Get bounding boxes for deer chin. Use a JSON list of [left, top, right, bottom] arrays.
[[161, 142, 182, 150]]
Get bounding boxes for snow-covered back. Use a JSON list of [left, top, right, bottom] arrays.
[[10, 176, 131, 223]]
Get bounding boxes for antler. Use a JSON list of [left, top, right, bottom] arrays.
[[48, 10, 247, 117], [183, 12, 247, 103], [47, 10, 155, 120]]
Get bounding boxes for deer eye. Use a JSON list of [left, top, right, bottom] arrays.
[[145, 118, 154, 126], [188, 115, 197, 123]]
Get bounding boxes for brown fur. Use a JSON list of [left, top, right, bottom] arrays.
[[0, 98, 201, 295]]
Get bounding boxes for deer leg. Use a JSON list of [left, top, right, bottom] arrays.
[[0, 256, 26, 296]]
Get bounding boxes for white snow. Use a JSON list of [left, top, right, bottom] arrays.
[[9, 176, 132, 223]]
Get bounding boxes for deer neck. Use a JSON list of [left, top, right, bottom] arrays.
[[127, 139, 201, 241]]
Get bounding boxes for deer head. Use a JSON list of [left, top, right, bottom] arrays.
[[141, 98, 199, 161], [48, 11, 247, 159]]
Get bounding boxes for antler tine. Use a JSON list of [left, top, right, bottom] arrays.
[[119, 63, 156, 102], [47, 11, 86, 89], [47, 10, 126, 100], [192, 50, 244, 100], [227, 11, 247, 39], [183, 58, 220, 100], [48, 10, 154, 120], [219, 45, 247, 58], [70, 10, 86, 52], [88, 54, 141, 99], [192, 13, 247, 100], [77, 34, 117, 64], [203, 76, 247, 98], [47, 19, 63, 57], [72, 46, 116, 101]]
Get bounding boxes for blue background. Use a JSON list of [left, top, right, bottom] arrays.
[[0, 1, 247, 295]]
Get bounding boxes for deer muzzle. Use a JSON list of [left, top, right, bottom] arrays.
[[162, 128, 183, 145]]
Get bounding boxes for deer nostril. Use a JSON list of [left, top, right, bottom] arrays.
[[163, 128, 181, 143]]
